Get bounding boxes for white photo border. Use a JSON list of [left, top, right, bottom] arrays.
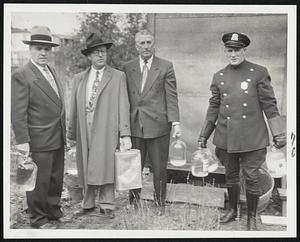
[[3, 3, 297, 239]]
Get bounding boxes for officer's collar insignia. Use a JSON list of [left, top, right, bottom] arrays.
[[231, 33, 239, 41], [241, 81, 248, 90]]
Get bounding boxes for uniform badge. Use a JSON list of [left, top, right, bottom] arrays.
[[231, 33, 239, 41], [241, 81, 248, 90]]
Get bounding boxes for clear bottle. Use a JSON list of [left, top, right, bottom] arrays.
[[266, 146, 286, 178], [169, 139, 187, 167], [191, 147, 218, 177], [16, 155, 37, 191]]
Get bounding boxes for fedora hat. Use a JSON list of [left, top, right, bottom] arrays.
[[81, 33, 113, 56], [22, 26, 59, 47]]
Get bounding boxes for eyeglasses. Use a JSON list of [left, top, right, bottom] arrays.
[[91, 49, 107, 55]]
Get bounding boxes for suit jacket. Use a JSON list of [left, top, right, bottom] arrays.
[[200, 60, 285, 153], [11, 61, 66, 152], [122, 56, 180, 138]]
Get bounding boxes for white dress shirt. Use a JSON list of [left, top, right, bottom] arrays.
[[31, 59, 59, 96], [139, 55, 153, 72], [86, 66, 105, 104], [31, 59, 55, 81]]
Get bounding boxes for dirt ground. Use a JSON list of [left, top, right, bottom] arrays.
[[9, 174, 286, 232]]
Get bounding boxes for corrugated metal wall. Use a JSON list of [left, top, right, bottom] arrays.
[[151, 14, 287, 159]]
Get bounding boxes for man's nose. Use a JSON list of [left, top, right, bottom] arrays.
[[143, 43, 150, 49], [41, 49, 47, 55]]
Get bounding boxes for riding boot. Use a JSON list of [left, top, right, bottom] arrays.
[[246, 192, 259, 231], [220, 183, 240, 223]]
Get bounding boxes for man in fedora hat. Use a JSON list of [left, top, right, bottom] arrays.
[[198, 32, 286, 230], [11, 26, 66, 228], [68, 33, 131, 218], [122, 29, 181, 215]]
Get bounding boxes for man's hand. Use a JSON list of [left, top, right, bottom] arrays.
[[198, 137, 207, 148], [15, 143, 30, 168], [273, 133, 286, 149], [172, 124, 182, 139], [120, 136, 132, 151], [15, 143, 30, 156]]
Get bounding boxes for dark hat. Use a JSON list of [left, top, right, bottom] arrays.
[[22, 26, 59, 47], [81, 33, 113, 56], [222, 32, 250, 48]]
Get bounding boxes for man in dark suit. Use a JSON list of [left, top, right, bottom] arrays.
[[11, 26, 66, 228], [122, 29, 181, 215], [198, 32, 286, 230]]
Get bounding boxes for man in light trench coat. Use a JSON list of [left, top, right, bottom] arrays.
[[68, 33, 132, 218]]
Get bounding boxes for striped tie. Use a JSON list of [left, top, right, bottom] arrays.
[[43, 66, 59, 97]]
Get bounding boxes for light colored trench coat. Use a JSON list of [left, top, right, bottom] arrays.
[[68, 65, 131, 190]]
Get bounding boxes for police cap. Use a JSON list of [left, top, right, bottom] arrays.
[[222, 32, 250, 48]]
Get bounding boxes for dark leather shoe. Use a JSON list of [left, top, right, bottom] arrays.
[[74, 207, 95, 216], [247, 215, 257, 231], [100, 208, 115, 219], [220, 209, 237, 223]]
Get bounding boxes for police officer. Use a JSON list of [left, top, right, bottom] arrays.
[[198, 32, 286, 230]]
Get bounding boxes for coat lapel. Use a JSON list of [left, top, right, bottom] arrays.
[[141, 57, 160, 97], [130, 59, 142, 95], [30, 62, 62, 108], [77, 68, 90, 117]]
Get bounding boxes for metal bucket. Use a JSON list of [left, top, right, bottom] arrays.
[[240, 167, 275, 213], [257, 167, 275, 213]]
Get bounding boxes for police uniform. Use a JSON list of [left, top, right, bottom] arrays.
[[199, 32, 286, 230]]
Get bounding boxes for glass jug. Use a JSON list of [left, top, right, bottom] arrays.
[[169, 139, 187, 167], [67, 146, 77, 171], [265, 146, 286, 178], [191, 147, 218, 177], [15, 155, 38, 191]]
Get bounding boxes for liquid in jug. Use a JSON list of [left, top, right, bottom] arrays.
[[15, 155, 37, 191], [169, 139, 187, 167], [266, 146, 286, 178], [191, 147, 218, 177]]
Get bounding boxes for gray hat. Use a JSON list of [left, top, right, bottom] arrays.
[[22, 26, 59, 47]]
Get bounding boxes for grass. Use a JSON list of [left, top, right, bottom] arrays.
[[114, 182, 221, 230]]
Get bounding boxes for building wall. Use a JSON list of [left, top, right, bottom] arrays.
[[151, 14, 287, 158]]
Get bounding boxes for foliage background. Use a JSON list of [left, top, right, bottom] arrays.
[[53, 13, 147, 116]]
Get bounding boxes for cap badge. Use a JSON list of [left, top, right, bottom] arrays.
[[231, 33, 239, 41], [241, 81, 248, 90]]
